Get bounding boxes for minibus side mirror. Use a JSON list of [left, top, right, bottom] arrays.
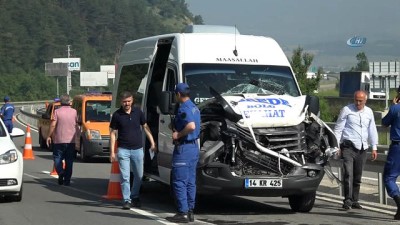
[[159, 91, 176, 115]]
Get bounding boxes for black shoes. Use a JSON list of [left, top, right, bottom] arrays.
[[58, 174, 64, 185], [342, 200, 362, 210], [188, 210, 194, 222], [122, 201, 131, 210], [131, 198, 141, 208], [342, 200, 352, 210], [122, 198, 141, 210], [352, 202, 363, 209], [166, 213, 189, 223]]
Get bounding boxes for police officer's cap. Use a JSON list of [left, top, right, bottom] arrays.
[[4, 96, 10, 102], [175, 83, 190, 95]]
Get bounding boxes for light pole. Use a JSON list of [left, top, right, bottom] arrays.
[[66, 45, 72, 95]]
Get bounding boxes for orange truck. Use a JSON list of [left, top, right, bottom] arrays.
[[72, 92, 112, 162]]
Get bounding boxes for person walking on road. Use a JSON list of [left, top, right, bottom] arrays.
[[46, 94, 77, 186], [109, 91, 156, 210], [382, 91, 400, 220], [1, 96, 15, 134], [166, 83, 200, 223], [334, 90, 378, 210]]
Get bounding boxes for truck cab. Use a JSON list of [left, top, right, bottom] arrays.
[[72, 92, 112, 162]]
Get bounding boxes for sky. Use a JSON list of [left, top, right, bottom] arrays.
[[185, 0, 400, 70]]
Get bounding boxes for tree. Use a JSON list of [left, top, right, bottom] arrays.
[[290, 47, 320, 95], [350, 52, 369, 71], [0, 0, 198, 101]]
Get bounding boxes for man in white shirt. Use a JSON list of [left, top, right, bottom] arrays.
[[334, 90, 378, 210]]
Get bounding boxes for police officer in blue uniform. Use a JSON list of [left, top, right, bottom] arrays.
[[382, 91, 400, 220], [166, 83, 200, 223], [1, 96, 15, 133]]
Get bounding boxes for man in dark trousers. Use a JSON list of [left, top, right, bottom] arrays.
[[382, 88, 400, 220], [1, 96, 15, 133], [46, 94, 77, 186], [166, 83, 200, 223], [109, 91, 156, 210], [334, 90, 378, 210]]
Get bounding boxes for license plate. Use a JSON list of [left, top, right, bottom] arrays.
[[244, 178, 282, 188]]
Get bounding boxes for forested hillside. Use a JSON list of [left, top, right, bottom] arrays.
[[0, 0, 202, 101]]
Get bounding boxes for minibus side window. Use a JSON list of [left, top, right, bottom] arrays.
[[165, 68, 176, 92], [117, 64, 148, 106]]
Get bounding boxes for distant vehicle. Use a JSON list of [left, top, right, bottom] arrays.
[[72, 92, 112, 162], [339, 71, 386, 100], [112, 25, 339, 212], [37, 100, 62, 149], [0, 120, 25, 202], [306, 72, 316, 79]]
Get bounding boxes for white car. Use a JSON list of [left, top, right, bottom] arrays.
[[0, 120, 25, 202]]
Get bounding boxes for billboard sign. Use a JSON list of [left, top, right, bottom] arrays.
[[80, 72, 108, 86], [100, 65, 115, 79], [369, 61, 400, 76], [45, 63, 69, 76], [346, 36, 367, 47], [53, 58, 81, 71]]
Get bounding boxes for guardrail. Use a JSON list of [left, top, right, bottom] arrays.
[[12, 100, 50, 106], [19, 105, 43, 129]]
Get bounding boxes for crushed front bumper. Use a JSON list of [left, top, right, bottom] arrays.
[[196, 162, 324, 197]]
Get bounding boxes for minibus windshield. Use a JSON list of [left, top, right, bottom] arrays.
[[183, 63, 300, 104]]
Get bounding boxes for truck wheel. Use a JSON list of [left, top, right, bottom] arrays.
[[80, 142, 89, 162], [288, 191, 316, 212], [39, 130, 47, 149]]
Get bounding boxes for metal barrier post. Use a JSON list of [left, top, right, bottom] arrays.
[[378, 172, 388, 205], [338, 167, 343, 197]]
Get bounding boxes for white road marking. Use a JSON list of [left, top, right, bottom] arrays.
[[129, 208, 179, 225], [24, 173, 40, 179], [23, 172, 215, 225]]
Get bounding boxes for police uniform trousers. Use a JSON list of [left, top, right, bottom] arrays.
[[3, 119, 13, 133], [384, 141, 400, 198], [172, 141, 199, 213]]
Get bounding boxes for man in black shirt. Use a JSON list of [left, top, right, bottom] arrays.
[[110, 91, 156, 210]]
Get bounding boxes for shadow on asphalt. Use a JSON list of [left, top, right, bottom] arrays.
[[18, 176, 393, 225], [140, 181, 293, 216], [82, 210, 153, 222]]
